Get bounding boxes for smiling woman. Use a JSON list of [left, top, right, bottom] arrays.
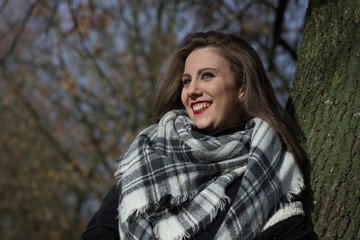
[[81, 31, 316, 240], [155, 31, 303, 166]]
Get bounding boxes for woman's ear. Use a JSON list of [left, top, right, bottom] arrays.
[[238, 88, 245, 100]]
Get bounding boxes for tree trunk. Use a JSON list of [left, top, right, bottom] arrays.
[[288, 0, 360, 239]]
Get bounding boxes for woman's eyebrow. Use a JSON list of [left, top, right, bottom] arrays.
[[198, 67, 219, 74], [182, 67, 219, 78], [182, 73, 191, 79]]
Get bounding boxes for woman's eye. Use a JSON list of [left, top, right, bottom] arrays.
[[201, 72, 214, 80], [182, 78, 191, 86]]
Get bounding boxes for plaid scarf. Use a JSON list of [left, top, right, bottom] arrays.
[[115, 110, 303, 240]]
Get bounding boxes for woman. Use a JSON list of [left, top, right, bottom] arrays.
[[82, 31, 315, 239]]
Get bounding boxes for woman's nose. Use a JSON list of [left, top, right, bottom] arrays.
[[187, 81, 202, 98]]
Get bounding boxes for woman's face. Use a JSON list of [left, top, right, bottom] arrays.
[[181, 47, 244, 133]]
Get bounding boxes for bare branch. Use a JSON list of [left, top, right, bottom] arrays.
[[278, 38, 298, 60], [0, 2, 38, 66], [269, 0, 298, 70], [45, 0, 62, 32], [0, 0, 10, 16]]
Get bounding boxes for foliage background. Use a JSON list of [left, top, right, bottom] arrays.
[[0, 0, 307, 239]]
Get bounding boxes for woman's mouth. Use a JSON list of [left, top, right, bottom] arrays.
[[191, 102, 211, 114]]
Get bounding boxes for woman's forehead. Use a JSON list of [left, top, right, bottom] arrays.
[[184, 48, 230, 72]]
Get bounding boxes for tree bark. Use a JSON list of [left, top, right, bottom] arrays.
[[288, 0, 360, 239]]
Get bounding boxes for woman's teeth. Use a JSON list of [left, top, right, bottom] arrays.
[[193, 102, 210, 111]]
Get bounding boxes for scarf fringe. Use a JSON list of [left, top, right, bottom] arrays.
[[155, 196, 231, 240], [120, 191, 200, 222], [285, 172, 305, 202], [170, 192, 198, 206], [277, 151, 305, 205]]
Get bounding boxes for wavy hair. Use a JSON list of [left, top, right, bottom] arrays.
[[154, 31, 303, 166]]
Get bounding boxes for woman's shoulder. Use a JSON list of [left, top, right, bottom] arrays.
[[256, 215, 317, 240], [81, 185, 120, 240]]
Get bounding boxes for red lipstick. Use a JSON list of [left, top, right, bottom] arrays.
[[191, 101, 212, 115]]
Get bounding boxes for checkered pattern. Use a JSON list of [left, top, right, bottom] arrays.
[[114, 110, 303, 240]]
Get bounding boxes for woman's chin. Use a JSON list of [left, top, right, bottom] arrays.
[[194, 124, 214, 134]]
